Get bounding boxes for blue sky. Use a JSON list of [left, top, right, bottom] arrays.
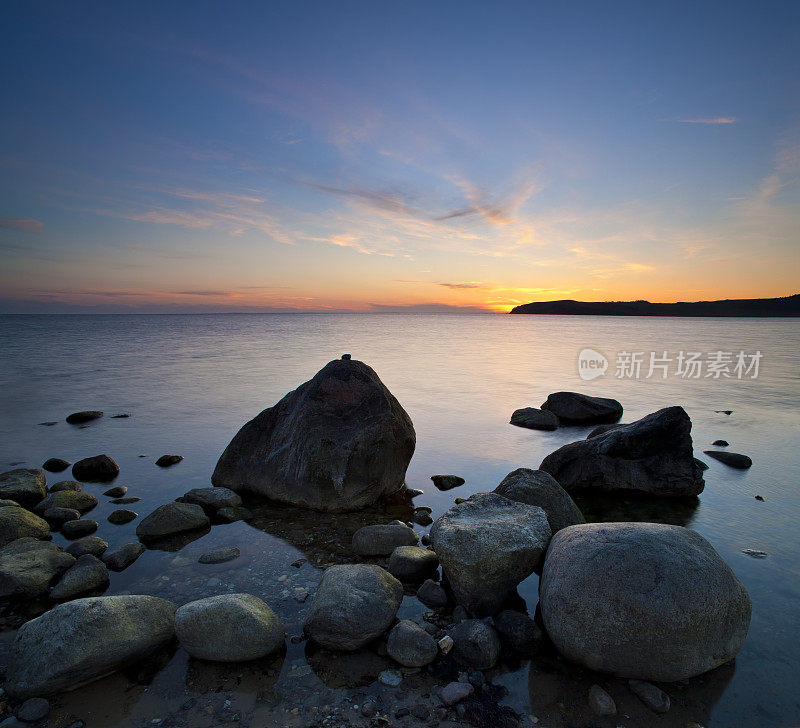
[[1, 1, 798, 312]]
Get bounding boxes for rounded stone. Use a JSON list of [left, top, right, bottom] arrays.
[[42, 458, 71, 473], [61, 519, 99, 539], [352, 523, 418, 557], [135, 502, 209, 541], [107, 509, 138, 525], [388, 545, 439, 581], [17, 697, 50, 722], [0, 506, 50, 547], [71, 455, 119, 482], [386, 619, 439, 667], [449, 619, 501, 669], [65, 536, 108, 559]]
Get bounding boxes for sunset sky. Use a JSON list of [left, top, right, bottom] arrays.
[[1, 1, 798, 313]]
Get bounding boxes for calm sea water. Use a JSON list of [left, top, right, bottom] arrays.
[[0, 313, 798, 727]]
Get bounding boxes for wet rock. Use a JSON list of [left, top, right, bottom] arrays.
[[493, 610, 542, 654], [378, 669, 402, 687], [48, 480, 83, 493], [417, 578, 448, 608], [51, 555, 109, 601], [712, 440, 729, 447], [539, 522, 752, 681], [216, 506, 253, 523], [61, 520, 99, 539], [703, 450, 752, 469], [103, 486, 127, 497], [0, 506, 50, 547], [71, 455, 119, 482], [493, 468, 584, 533], [509, 407, 559, 431], [352, 523, 418, 556], [0, 538, 75, 599], [0, 469, 47, 509], [66, 411, 103, 424], [175, 593, 284, 661], [439, 681, 474, 706], [755, 495, 765, 502], [586, 423, 625, 438], [742, 548, 767, 559], [42, 507, 81, 529], [5, 595, 177, 698], [695, 458, 709, 471], [588, 684, 616, 716], [102, 542, 145, 571], [715, 410, 733, 415], [438, 634, 454, 655], [155, 455, 183, 467], [0, 498, 20, 506], [198, 546, 240, 564], [35, 490, 98, 515], [431, 475, 465, 491], [420, 533, 431, 546], [388, 545, 439, 581], [430, 493, 551, 615], [212, 358, 416, 512], [413, 510, 433, 526], [303, 564, 403, 650], [387, 619, 439, 667], [107, 509, 137, 525], [182, 487, 241, 512], [450, 619, 501, 669], [540, 392, 622, 425], [110, 496, 140, 505], [136, 503, 210, 542], [540, 406, 705, 497], [65, 536, 108, 559], [42, 458, 70, 473], [628, 680, 670, 713], [17, 697, 50, 722]]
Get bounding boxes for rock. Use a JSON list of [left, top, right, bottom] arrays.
[[0, 469, 47, 509], [509, 407, 559, 431], [51, 555, 109, 600], [430, 493, 551, 615], [198, 546, 240, 564], [0, 506, 50, 547], [588, 685, 616, 716], [102, 542, 145, 571], [48, 480, 82, 493], [175, 594, 284, 661], [65, 411, 103, 424], [65, 536, 108, 558], [0, 498, 20, 506], [0, 538, 75, 599], [586, 423, 625, 438], [742, 548, 767, 559], [42, 507, 81, 528], [42, 458, 70, 473], [449, 619, 501, 669], [35, 490, 98, 515], [107, 509, 137, 525], [71, 455, 119, 482], [378, 669, 402, 687], [493, 610, 542, 654], [703, 450, 752, 469], [111, 413, 131, 418], [5, 595, 177, 698], [431, 474, 465, 491], [388, 546, 439, 581], [712, 440, 729, 446], [17, 697, 50, 722], [539, 522, 752, 681], [417, 578, 448, 608], [628, 680, 670, 713], [695, 458, 709, 471], [216, 506, 253, 523], [755, 495, 765, 502], [493, 468, 584, 533], [303, 564, 403, 650], [386, 619, 439, 667], [155, 455, 183, 467], [438, 634, 454, 655], [103, 486, 127, 497], [110, 496, 140, 504], [440, 681, 474, 706], [212, 358, 415, 512], [715, 410, 733, 415], [352, 523, 418, 556], [540, 406, 705, 497], [136, 503, 210, 542], [413, 510, 433, 526], [61, 520, 99, 539], [540, 392, 623, 425], [182, 487, 241, 512]]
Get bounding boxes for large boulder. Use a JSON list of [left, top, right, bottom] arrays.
[[0, 538, 75, 599], [303, 564, 403, 650], [430, 493, 552, 615], [0, 469, 47, 509], [539, 406, 705, 497], [493, 468, 585, 533], [539, 522, 752, 681], [175, 594, 284, 661], [352, 523, 418, 556], [212, 358, 416, 512], [5, 595, 177, 698], [136, 503, 210, 542], [541, 392, 623, 425], [0, 506, 51, 547]]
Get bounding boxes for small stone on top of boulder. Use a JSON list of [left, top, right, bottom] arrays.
[[541, 391, 623, 425]]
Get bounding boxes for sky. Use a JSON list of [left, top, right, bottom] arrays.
[[1, 1, 798, 313]]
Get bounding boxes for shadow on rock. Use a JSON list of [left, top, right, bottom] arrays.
[[141, 526, 211, 553]]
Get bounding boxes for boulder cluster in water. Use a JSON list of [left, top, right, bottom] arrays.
[[0, 356, 754, 724]]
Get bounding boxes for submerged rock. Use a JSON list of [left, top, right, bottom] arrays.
[[48, 480, 83, 493], [5, 595, 177, 698], [155, 454, 183, 467], [0, 538, 75, 599], [0, 468, 47, 509], [387, 619, 438, 667], [430, 493, 551, 615], [703, 450, 753, 469], [303, 564, 403, 650], [175, 594, 284, 661], [102, 542, 145, 571], [539, 522, 752, 681], [136, 503, 210, 542], [65, 411, 104, 424], [509, 407, 559, 431], [541, 392, 623, 425], [198, 546, 240, 564], [493, 468, 584, 533], [50, 554, 109, 601], [182, 487, 241, 512], [540, 406, 705, 497], [450, 619, 501, 669], [35, 490, 98, 515], [71, 455, 119, 482], [212, 358, 416, 512], [216, 506, 253, 523], [0, 506, 50, 547], [388, 545, 439, 581], [42, 458, 71, 473], [352, 523, 418, 556]]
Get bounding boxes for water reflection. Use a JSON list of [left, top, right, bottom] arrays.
[[305, 642, 391, 688], [573, 490, 700, 527]]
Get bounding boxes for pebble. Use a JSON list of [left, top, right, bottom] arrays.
[[360, 702, 377, 717], [17, 697, 50, 722], [628, 679, 670, 713], [588, 684, 616, 715], [291, 558, 307, 568], [438, 635, 454, 655], [378, 670, 403, 687], [198, 546, 241, 564], [439, 681, 473, 706]]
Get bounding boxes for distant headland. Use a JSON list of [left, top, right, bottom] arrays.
[[509, 294, 800, 317]]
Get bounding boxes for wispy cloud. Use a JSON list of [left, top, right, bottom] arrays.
[[437, 281, 489, 289], [674, 117, 739, 125], [0, 217, 43, 232]]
